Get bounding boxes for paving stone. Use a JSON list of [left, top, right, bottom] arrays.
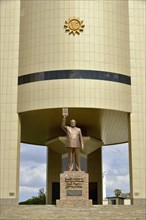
[[0, 205, 145, 220]]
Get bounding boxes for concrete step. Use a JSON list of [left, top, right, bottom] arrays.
[[0, 205, 145, 220]]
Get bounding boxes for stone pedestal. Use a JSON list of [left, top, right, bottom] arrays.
[[56, 171, 92, 208]]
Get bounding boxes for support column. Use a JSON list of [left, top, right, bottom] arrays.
[[0, 0, 21, 205], [46, 148, 61, 204], [87, 148, 102, 204], [128, 114, 133, 205]]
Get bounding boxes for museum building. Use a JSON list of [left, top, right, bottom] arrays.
[[0, 0, 145, 205]]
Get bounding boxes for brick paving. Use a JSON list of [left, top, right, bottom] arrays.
[[0, 205, 146, 220]]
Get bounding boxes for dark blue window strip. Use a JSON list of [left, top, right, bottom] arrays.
[[18, 70, 131, 85]]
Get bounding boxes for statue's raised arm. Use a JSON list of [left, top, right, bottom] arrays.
[[61, 114, 67, 132]]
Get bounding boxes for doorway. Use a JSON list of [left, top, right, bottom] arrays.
[[52, 182, 60, 204], [89, 182, 98, 204]]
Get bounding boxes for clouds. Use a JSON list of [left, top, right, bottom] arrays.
[[105, 174, 130, 197], [19, 144, 47, 202], [20, 164, 46, 187], [102, 143, 130, 197], [20, 143, 46, 165]]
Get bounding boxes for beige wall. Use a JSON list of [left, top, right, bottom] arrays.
[[128, 0, 146, 205], [18, 80, 131, 113], [0, 0, 20, 205], [18, 0, 131, 114], [19, 0, 130, 76]]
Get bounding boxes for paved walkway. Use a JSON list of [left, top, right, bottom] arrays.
[[0, 205, 146, 220]]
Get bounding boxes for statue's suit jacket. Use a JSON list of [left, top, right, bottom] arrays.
[[64, 126, 84, 149]]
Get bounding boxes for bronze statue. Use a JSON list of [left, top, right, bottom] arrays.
[[62, 115, 84, 171]]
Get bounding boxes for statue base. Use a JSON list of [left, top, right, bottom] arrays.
[[56, 171, 92, 208]]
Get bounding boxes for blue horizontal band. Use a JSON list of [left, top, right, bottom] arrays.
[[18, 70, 131, 85]]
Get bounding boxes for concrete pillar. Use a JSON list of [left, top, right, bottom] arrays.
[[87, 148, 102, 204], [46, 148, 61, 204], [0, 0, 21, 205], [128, 114, 133, 205]]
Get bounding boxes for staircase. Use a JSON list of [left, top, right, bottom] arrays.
[[0, 205, 145, 220]]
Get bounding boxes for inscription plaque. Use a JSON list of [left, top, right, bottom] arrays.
[[65, 177, 84, 189], [67, 190, 82, 196]]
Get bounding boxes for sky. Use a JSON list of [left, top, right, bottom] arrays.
[[102, 143, 130, 197], [19, 144, 47, 202], [19, 143, 130, 202]]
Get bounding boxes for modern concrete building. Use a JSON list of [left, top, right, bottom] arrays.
[[0, 0, 145, 205]]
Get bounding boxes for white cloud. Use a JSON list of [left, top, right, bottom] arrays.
[[20, 186, 39, 194], [20, 164, 46, 187], [106, 174, 130, 197], [20, 143, 47, 165]]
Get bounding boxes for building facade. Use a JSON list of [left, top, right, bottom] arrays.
[[0, 0, 145, 205]]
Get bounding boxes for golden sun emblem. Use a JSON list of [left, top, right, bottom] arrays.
[[64, 17, 85, 35]]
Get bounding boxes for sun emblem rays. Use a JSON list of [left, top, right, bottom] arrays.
[[64, 17, 85, 35]]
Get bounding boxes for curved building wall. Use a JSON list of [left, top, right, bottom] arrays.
[[18, 0, 131, 113], [19, 0, 130, 75]]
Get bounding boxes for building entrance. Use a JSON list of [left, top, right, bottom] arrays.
[[89, 182, 98, 204], [52, 182, 60, 205]]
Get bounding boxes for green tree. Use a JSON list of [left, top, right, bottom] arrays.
[[19, 188, 46, 205], [114, 189, 121, 197]]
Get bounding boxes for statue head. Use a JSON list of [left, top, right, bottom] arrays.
[[70, 119, 76, 127]]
